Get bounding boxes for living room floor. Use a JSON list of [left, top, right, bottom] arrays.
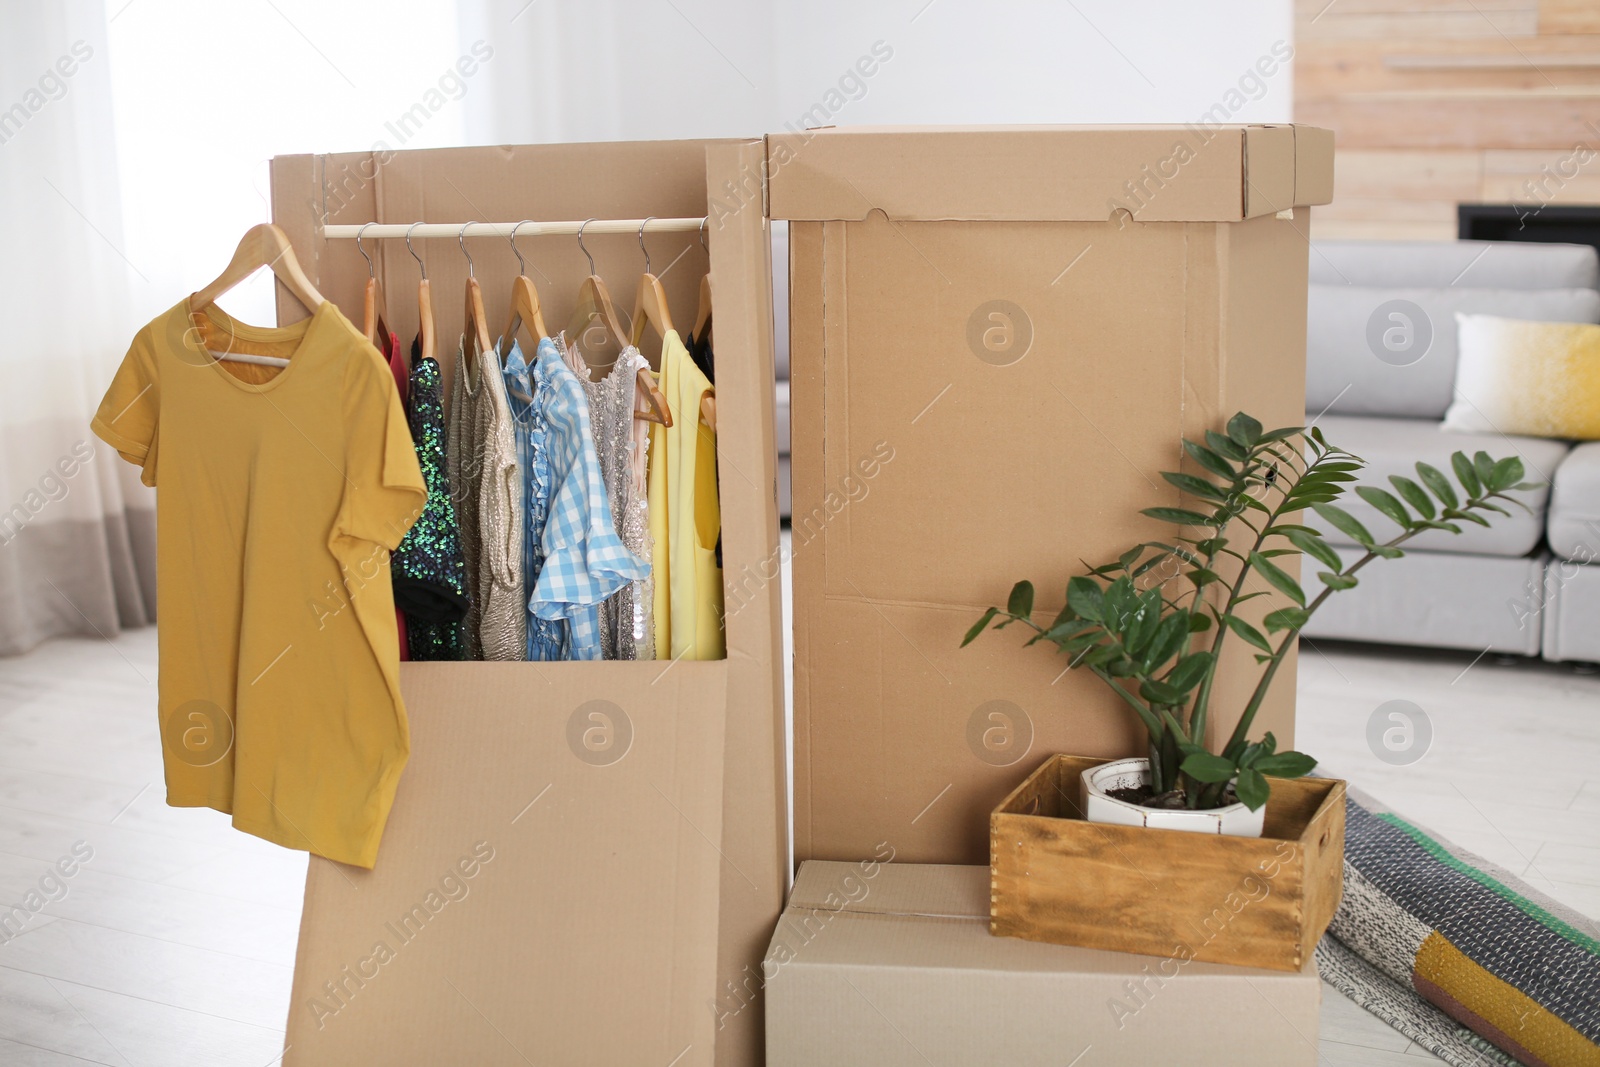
[[0, 625, 1595, 1064]]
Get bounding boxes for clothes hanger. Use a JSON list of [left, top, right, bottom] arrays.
[[692, 219, 716, 432], [559, 220, 671, 426], [408, 223, 437, 366], [500, 220, 548, 360], [357, 223, 392, 348], [188, 223, 323, 368], [622, 218, 674, 427], [629, 217, 675, 350], [564, 218, 630, 354], [460, 223, 495, 372], [692, 217, 713, 345]]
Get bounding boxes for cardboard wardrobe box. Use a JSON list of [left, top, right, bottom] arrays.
[[772, 125, 1335, 865], [764, 860, 1323, 1067], [269, 139, 785, 1067]]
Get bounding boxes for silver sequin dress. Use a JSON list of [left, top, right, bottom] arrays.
[[561, 336, 655, 660], [447, 335, 525, 660]]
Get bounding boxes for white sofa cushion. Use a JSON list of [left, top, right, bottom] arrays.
[[1306, 286, 1600, 420], [1309, 239, 1600, 290], [1304, 414, 1568, 558], [1548, 441, 1600, 562]]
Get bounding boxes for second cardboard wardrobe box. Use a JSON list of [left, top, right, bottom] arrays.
[[771, 124, 1335, 865]]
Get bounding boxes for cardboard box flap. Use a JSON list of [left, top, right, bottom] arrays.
[[766, 125, 1334, 223]]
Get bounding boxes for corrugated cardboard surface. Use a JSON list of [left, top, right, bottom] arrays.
[[272, 139, 784, 1067], [777, 126, 1329, 865], [766, 861, 1322, 1067], [768, 124, 1335, 222]]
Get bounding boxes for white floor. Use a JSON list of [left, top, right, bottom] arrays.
[[0, 627, 1594, 1065]]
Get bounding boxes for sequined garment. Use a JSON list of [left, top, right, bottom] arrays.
[[511, 340, 568, 660], [447, 336, 524, 661], [528, 336, 649, 660], [393, 345, 469, 660], [563, 339, 655, 660]]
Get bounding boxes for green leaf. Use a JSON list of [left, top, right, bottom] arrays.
[[1474, 451, 1496, 487], [1285, 528, 1343, 572], [962, 607, 999, 647], [1188, 612, 1213, 632], [1142, 614, 1189, 672], [1006, 581, 1034, 619], [1187, 567, 1222, 587], [1161, 470, 1228, 502], [1227, 412, 1263, 447], [1257, 426, 1305, 445], [1139, 679, 1183, 705], [1313, 503, 1374, 546], [1452, 451, 1482, 497], [1370, 544, 1405, 559], [1253, 751, 1317, 778], [1318, 571, 1358, 591], [1167, 651, 1212, 693], [1204, 430, 1248, 462], [1223, 614, 1272, 652], [1117, 546, 1143, 572], [1355, 486, 1412, 528], [1235, 768, 1270, 811], [1389, 475, 1436, 520], [1415, 462, 1459, 509], [1249, 551, 1307, 607], [1490, 456, 1525, 493], [1181, 752, 1237, 784], [1263, 606, 1311, 633], [1142, 506, 1214, 527], [1066, 577, 1104, 622], [1183, 440, 1237, 479]]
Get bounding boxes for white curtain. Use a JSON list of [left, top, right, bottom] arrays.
[[0, 4, 155, 655]]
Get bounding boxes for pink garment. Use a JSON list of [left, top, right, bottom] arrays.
[[383, 331, 412, 661]]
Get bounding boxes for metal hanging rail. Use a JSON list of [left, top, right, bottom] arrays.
[[322, 218, 707, 241]]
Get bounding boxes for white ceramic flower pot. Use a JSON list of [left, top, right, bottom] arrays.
[[1081, 757, 1265, 837]]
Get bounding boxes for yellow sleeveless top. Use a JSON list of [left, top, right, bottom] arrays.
[[648, 330, 724, 660]]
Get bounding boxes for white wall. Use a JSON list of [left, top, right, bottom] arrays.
[[459, 0, 1293, 144], [104, 0, 468, 325], [83, 0, 1289, 327]]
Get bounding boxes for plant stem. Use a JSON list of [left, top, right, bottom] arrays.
[[1189, 454, 1296, 746]]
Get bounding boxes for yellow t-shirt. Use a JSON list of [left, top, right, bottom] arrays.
[[648, 330, 724, 660], [91, 299, 425, 868]]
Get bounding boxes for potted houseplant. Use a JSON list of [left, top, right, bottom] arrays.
[[967, 413, 1535, 837], [976, 413, 1536, 969]]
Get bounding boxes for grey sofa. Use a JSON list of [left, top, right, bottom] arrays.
[[1300, 239, 1600, 663]]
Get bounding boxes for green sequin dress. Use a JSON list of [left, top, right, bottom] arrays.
[[392, 344, 470, 660]]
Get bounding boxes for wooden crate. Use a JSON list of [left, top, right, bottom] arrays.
[[990, 754, 1345, 972]]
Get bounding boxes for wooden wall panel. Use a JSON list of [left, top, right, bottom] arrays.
[[1295, 0, 1600, 240]]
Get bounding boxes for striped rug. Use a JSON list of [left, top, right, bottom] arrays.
[[1318, 787, 1600, 1067]]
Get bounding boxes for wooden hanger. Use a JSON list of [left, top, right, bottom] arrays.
[[357, 223, 391, 347], [563, 220, 672, 426], [500, 220, 548, 359], [460, 223, 495, 370], [700, 390, 716, 434], [407, 223, 436, 366], [187, 223, 323, 368], [564, 219, 628, 352], [629, 217, 675, 350]]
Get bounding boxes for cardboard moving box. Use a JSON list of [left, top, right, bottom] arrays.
[[776, 125, 1335, 865], [765, 860, 1324, 1067], [272, 139, 784, 1067]]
